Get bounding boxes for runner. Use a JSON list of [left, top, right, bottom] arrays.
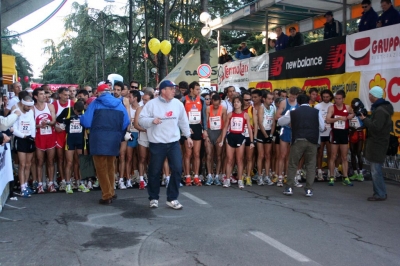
[[33, 88, 57, 193], [349, 98, 365, 182], [219, 96, 254, 189], [12, 94, 36, 198], [242, 91, 256, 186], [56, 100, 89, 193], [204, 94, 227, 186], [315, 89, 333, 181], [255, 91, 275, 186], [326, 90, 355, 186], [126, 90, 141, 188], [182, 81, 208, 186]]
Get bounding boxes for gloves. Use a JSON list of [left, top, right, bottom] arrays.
[[124, 132, 132, 141]]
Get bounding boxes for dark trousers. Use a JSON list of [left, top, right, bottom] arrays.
[[286, 139, 318, 190], [93, 155, 116, 200], [148, 141, 182, 202]]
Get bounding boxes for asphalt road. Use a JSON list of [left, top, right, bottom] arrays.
[[1, 180, 400, 266]]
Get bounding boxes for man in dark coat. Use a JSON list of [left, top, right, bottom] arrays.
[[323, 11, 342, 40], [358, 0, 378, 32]]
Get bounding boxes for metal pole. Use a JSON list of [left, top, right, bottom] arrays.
[[343, 0, 347, 35], [265, 9, 269, 53], [128, 0, 133, 81], [217, 30, 220, 60]]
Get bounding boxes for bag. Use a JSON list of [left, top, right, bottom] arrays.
[[79, 154, 96, 179], [386, 132, 399, 156]]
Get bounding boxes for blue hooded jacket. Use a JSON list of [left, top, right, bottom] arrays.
[[80, 92, 130, 156]]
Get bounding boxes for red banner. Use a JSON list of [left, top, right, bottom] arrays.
[[30, 83, 79, 92]]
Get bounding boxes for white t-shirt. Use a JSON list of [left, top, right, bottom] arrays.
[[6, 96, 19, 110], [221, 99, 233, 114], [315, 102, 333, 137]]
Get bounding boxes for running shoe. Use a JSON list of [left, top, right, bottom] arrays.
[[20, 189, 31, 198], [245, 176, 252, 186], [48, 183, 57, 193], [271, 174, 278, 183], [37, 184, 45, 194], [305, 189, 313, 197], [78, 184, 90, 193], [223, 178, 230, 188], [72, 181, 78, 190], [126, 179, 133, 188], [185, 176, 192, 186], [87, 180, 93, 190], [283, 175, 287, 184], [194, 177, 202, 186], [257, 176, 264, 186], [277, 178, 283, 187], [205, 174, 213, 186], [356, 173, 364, 182], [118, 180, 127, 190], [149, 199, 158, 208], [230, 176, 238, 184], [238, 180, 244, 189], [53, 181, 59, 190], [283, 187, 293, 195], [349, 174, 358, 181], [252, 173, 259, 182], [139, 180, 146, 190], [93, 180, 100, 188], [166, 200, 183, 210], [65, 184, 73, 194], [294, 176, 303, 188], [26, 186, 36, 195], [334, 168, 341, 178], [59, 180, 66, 191], [264, 175, 274, 186], [317, 171, 324, 181], [32, 181, 39, 190], [214, 176, 222, 186], [342, 177, 354, 186], [328, 177, 335, 186]]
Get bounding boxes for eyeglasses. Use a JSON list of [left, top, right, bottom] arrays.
[[244, 99, 251, 101], [205, 98, 210, 100], [362, 5, 368, 8], [131, 86, 138, 89]]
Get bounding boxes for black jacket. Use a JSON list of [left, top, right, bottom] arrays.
[[287, 32, 304, 48], [324, 19, 342, 40], [358, 7, 378, 32], [378, 5, 400, 27]]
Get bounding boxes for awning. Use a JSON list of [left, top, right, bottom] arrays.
[[2, 54, 17, 85]]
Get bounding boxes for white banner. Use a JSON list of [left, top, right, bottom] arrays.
[[346, 24, 400, 72], [360, 69, 400, 112], [217, 53, 269, 89]]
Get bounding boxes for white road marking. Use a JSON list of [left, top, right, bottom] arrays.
[[249, 231, 321, 265], [4, 204, 26, 210], [181, 192, 209, 205]]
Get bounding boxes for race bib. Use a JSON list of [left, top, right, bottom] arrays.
[[263, 115, 273, 130], [349, 117, 361, 128], [189, 111, 201, 124], [231, 117, 243, 132], [333, 115, 345, 129], [40, 126, 52, 135], [20, 121, 31, 135], [209, 116, 221, 130], [244, 124, 249, 137], [70, 119, 82, 133]]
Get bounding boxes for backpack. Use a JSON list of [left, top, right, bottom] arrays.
[[387, 132, 399, 156]]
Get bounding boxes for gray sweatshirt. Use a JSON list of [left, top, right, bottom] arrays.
[[139, 96, 191, 143]]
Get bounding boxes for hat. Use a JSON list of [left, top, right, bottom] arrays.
[[25, 88, 33, 93], [86, 96, 97, 105], [97, 84, 109, 93], [289, 27, 296, 31], [369, 86, 384, 99], [97, 81, 106, 86], [324, 11, 333, 17], [159, 80, 176, 90]]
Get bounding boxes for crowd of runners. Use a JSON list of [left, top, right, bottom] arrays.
[[1, 80, 369, 198]]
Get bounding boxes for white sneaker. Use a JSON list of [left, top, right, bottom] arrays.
[[87, 180, 93, 190], [238, 180, 244, 189], [277, 178, 283, 187], [166, 200, 183, 210], [59, 180, 66, 191], [257, 176, 264, 186], [263, 175, 274, 186], [118, 180, 127, 190], [317, 170, 324, 181], [150, 199, 158, 208], [294, 176, 303, 188], [126, 179, 133, 188], [334, 168, 341, 178], [223, 178, 231, 188]]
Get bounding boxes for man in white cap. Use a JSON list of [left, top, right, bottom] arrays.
[[360, 86, 394, 201]]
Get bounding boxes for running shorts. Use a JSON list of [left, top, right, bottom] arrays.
[[226, 133, 245, 148], [330, 129, 349, 145]]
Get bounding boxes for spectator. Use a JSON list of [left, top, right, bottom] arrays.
[[268, 39, 276, 53], [275, 26, 288, 50], [377, 0, 400, 28], [287, 27, 304, 47], [218, 46, 233, 64], [323, 11, 342, 40], [249, 48, 257, 57], [360, 86, 393, 201], [358, 0, 378, 32], [235, 42, 251, 59]]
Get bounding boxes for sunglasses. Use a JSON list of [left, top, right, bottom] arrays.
[[244, 99, 251, 101], [131, 86, 138, 89], [205, 98, 210, 100]]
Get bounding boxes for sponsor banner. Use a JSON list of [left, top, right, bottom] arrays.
[[269, 36, 346, 80], [217, 53, 268, 89], [346, 24, 400, 72], [250, 72, 360, 105], [30, 83, 79, 92]]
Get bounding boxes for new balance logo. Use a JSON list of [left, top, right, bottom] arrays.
[[270, 57, 284, 77], [325, 44, 346, 69]]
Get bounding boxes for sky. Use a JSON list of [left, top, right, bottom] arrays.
[[8, 0, 127, 78]]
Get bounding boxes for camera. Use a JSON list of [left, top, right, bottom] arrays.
[[354, 100, 368, 117]]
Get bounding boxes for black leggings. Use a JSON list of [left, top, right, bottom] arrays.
[[350, 140, 364, 171]]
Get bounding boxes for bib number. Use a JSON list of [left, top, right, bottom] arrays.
[[189, 111, 201, 124], [210, 116, 221, 130], [70, 120, 82, 133], [40, 126, 52, 135], [349, 117, 360, 128], [231, 117, 243, 132], [263, 115, 273, 130], [333, 115, 345, 129], [20, 121, 31, 135]]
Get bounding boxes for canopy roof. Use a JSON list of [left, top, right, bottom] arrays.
[[209, 0, 385, 32]]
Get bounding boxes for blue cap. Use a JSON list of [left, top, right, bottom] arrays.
[[159, 80, 176, 90], [369, 86, 383, 99]]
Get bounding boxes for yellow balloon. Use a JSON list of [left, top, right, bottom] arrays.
[[148, 38, 160, 54], [160, 40, 172, 55]]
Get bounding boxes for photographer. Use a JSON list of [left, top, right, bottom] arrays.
[[235, 42, 251, 59], [360, 86, 393, 201]]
